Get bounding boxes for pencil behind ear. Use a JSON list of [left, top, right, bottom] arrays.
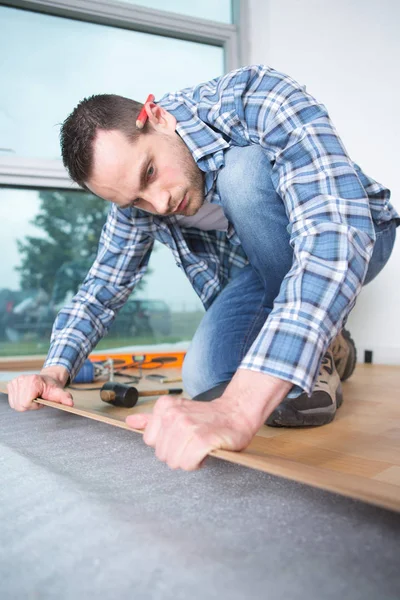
[[136, 94, 155, 129]]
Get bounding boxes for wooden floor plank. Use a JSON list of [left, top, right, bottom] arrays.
[[373, 466, 400, 486], [2, 363, 400, 512]]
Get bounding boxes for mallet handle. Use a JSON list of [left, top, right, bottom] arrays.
[[139, 388, 183, 397]]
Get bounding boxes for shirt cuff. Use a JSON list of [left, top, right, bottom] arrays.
[[43, 336, 90, 383], [239, 315, 331, 396]]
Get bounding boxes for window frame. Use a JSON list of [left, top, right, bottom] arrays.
[[0, 0, 249, 189]]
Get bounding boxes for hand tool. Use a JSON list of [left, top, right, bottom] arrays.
[[145, 374, 183, 384], [73, 358, 115, 383], [100, 382, 183, 408], [116, 355, 177, 371], [72, 354, 178, 388]]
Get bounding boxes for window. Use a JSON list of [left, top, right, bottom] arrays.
[[122, 0, 232, 23], [0, 0, 241, 357], [0, 187, 204, 357], [1, 5, 224, 160]]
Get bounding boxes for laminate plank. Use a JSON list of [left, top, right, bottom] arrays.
[[373, 466, 400, 486], [2, 363, 400, 512]]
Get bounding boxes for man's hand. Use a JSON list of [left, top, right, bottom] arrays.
[[126, 395, 257, 471], [7, 366, 73, 412], [126, 368, 293, 471]]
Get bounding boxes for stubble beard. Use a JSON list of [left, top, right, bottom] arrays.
[[183, 183, 204, 216], [172, 135, 205, 216]]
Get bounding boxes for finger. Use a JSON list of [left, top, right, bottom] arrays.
[[27, 401, 45, 411], [125, 413, 150, 430], [44, 386, 74, 406], [176, 435, 215, 471], [20, 394, 44, 411], [161, 429, 194, 468], [152, 394, 178, 416], [6, 382, 15, 409], [156, 413, 192, 463], [19, 386, 73, 411], [17, 384, 42, 411], [7, 389, 15, 410], [143, 413, 164, 448], [145, 396, 181, 448]]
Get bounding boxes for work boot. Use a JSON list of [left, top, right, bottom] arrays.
[[330, 328, 357, 381], [266, 350, 342, 427]]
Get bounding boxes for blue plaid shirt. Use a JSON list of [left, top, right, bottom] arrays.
[[45, 65, 399, 395]]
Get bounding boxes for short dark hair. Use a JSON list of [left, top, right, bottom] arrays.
[[60, 94, 146, 189]]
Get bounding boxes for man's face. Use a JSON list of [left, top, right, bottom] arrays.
[[86, 116, 205, 217]]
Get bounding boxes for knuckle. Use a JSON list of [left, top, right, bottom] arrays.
[[176, 414, 193, 429], [32, 374, 43, 387], [154, 395, 175, 413]]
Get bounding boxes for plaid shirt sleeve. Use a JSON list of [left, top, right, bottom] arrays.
[[219, 66, 376, 395], [43, 204, 154, 380]]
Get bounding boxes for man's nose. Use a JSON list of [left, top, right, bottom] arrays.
[[151, 188, 172, 215]]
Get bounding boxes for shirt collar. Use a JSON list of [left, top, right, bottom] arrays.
[[158, 94, 230, 188]]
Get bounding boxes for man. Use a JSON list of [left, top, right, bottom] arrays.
[[8, 65, 398, 470]]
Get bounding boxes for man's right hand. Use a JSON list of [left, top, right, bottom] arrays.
[[7, 366, 73, 412]]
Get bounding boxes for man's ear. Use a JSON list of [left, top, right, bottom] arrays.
[[144, 103, 176, 133]]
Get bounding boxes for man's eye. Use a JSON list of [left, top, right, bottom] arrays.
[[147, 165, 154, 179]]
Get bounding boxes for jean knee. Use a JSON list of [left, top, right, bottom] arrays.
[[217, 145, 275, 217], [182, 344, 211, 398]]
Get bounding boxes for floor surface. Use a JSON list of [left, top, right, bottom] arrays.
[[1, 391, 400, 600]]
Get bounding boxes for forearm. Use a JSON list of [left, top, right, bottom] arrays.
[[218, 367, 293, 433]]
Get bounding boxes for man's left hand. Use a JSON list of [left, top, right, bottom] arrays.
[[125, 395, 256, 471]]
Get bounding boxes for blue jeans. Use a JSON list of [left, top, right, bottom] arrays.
[[182, 146, 397, 398]]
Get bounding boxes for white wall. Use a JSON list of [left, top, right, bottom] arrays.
[[247, 0, 400, 364]]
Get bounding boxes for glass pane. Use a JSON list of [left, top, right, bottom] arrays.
[[0, 187, 204, 357], [123, 0, 232, 23], [0, 6, 224, 160]]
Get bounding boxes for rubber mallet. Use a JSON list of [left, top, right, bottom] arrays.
[[100, 382, 183, 408]]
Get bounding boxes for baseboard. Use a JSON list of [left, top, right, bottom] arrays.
[[356, 345, 400, 365]]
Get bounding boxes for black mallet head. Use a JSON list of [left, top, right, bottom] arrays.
[[100, 382, 138, 408]]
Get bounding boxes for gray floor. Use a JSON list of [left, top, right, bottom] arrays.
[[1, 392, 400, 600]]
